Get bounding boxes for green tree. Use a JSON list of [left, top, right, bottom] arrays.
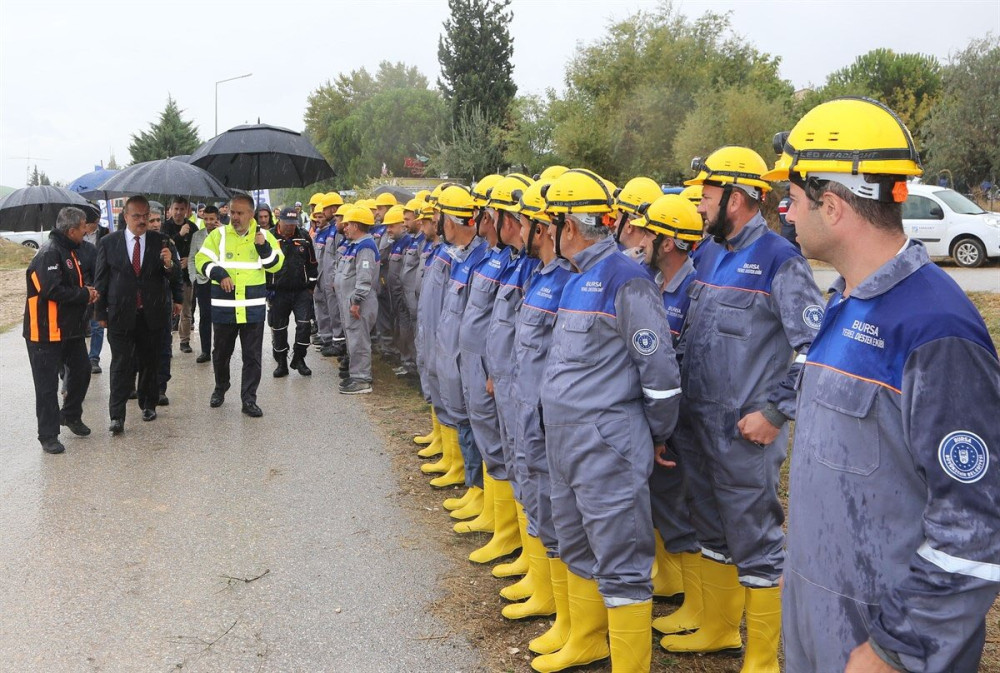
[[28, 165, 51, 186], [923, 36, 1000, 190], [551, 2, 791, 184], [499, 94, 563, 175], [107, 152, 120, 170], [425, 105, 504, 182], [128, 96, 201, 164], [437, 0, 516, 127]]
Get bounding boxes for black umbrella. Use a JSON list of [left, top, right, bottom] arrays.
[[0, 185, 99, 233], [188, 123, 335, 190], [373, 184, 416, 204], [88, 157, 231, 199]]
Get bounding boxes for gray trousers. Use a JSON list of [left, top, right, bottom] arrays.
[[493, 374, 520, 496], [460, 349, 506, 479], [515, 398, 558, 552], [546, 406, 655, 603], [313, 275, 343, 343], [340, 293, 377, 382]]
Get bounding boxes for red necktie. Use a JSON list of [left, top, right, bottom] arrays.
[[132, 236, 143, 309]]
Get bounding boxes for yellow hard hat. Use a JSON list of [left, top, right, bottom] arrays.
[[762, 97, 922, 202], [382, 205, 405, 226], [403, 197, 426, 213], [489, 174, 534, 213], [615, 177, 663, 216], [471, 174, 504, 206], [344, 205, 375, 227], [420, 202, 436, 219], [319, 192, 344, 210], [414, 189, 431, 202], [308, 192, 324, 207], [544, 168, 615, 215], [374, 192, 398, 207], [639, 194, 704, 242], [437, 185, 476, 219], [685, 146, 772, 196], [679, 185, 703, 205], [335, 204, 352, 218], [518, 181, 552, 223], [427, 182, 456, 205], [537, 165, 569, 182]]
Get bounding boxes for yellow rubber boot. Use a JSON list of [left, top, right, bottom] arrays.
[[740, 586, 781, 673], [500, 564, 536, 601], [502, 534, 555, 620], [429, 427, 465, 488], [443, 485, 480, 511], [608, 601, 652, 673], [651, 532, 684, 599], [454, 470, 495, 534], [493, 502, 530, 578], [413, 407, 437, 445], [530, 572, 610, 672], [449, 486, 485, 520], [652, 551, 703, 635], [660, 557, 743, 654], [416, 409, 443, 457], [469, 479, 521, 563], [529, 557, 571, 655], [420, 423, 454, 474]]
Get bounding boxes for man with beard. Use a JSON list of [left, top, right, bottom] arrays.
[[661, 147, 823, 673]]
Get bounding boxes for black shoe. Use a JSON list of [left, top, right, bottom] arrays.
[[290, 356, 312, 376], [311, 334, 323, 345], [90, 360, 102, 374], [320, 344, 337, 357], [339, 378, 373, 395], [330, 342, 346, 357], [158, 393, 169, 406], [127, 389, 137, 400], [109, 419, 124, 435], [41, 438, 65, 454], [241, 402, 263, 417], [339, 369, 351, 380], [142, 409, 157, 422], [273, 361, 289, 378], [179, 341, 193, 353], [61, 419, 91, 436], [210, 389, 225, 408], [196, 352, 211, 363], [339, 357, 351, 371]]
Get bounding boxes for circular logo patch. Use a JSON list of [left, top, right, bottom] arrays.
[[65, 259, 75, 269], [225, 252, 234, 259], [632, 329, 659, 356], [802, 305, 824, 330], [938, 431, 989, 484]]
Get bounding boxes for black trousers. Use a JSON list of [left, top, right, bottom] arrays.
[[213, 321, 264, 404], [107, 312, 163, 421], [26, 338, 91, 442], [268, 289, 314, 361], [195, 282, 212, 355]]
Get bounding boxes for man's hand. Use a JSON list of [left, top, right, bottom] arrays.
[[160, 246, 173, 268], [220, 277, 235, 293], [172, 303, 182, 317], [845, 642, 896, 673], [255, 231, 266, 246], [738, 411, 780, 446], [486, 377, 495, 397], [97, 320, 107, 328], [180, 257, 188, 269], [179, 223, 191, 237], [85, 286, 99, 304], [350, 304, 361, 320], [654, 444, 677, 468]]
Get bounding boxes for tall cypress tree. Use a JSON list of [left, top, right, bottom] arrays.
[[128, 96, 201, 164], [437, 0, 517, 127]]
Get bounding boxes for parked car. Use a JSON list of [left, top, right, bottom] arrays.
[[903, 184, 1000, 267], [0, 227, 48, 249]]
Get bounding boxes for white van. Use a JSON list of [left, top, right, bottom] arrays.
[[903, 184, 1000, 267]]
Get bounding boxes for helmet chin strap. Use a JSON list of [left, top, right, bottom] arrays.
[[437, 213, 450, 245], [525, 219, 538, 259], [649, 233, 666, 269], [707, 185, 734, 244], [496, 210, 507, 248], [614, 212, 628, 243], [553, 213, 567, 260], [474, 208, 488, 238]]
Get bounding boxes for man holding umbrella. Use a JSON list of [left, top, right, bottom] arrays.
[[195, 194, 284, 417]]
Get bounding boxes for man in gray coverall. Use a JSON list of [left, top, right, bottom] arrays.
[[663, 146, 823, 673], [535, 168, 681, 673], [772, 97, 1000, 673], [313, 194, 346, 357], [334, 205, 380, 395]]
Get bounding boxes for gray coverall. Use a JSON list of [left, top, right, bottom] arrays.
[[784, 242, 1000, 673], [677, 215, 822, 588], [374, 227, 395, 353], [391, 233, 418, 370], [459, 246, 515, 480], [313, 225, 345, 348], [333, 233, 379, 383], [398, 232, 426, 370], [486, 249, 540, 496], [540, 236, 681, 604], [511, 257, 574, 550], [416, 242, 452, 424], [435, 236, 489, 487]]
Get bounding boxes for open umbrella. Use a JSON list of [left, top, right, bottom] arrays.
[[188, 123, 335, 190], [0, 185, 99, 233], [373, 184, 416, 204], [67, 166, 120, 195], [88, 157, 231, 200]]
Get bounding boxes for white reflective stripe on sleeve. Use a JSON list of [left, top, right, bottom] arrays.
[[199, 247, 219, 262], [259, 250, 279, 265], [794, 353, 807, 364], [917, 541, 1000, 582], [204, 262, 220, 277], [212, 298, 267, 307], [642, 386, 682, 400], [221, 261, 263, 270]]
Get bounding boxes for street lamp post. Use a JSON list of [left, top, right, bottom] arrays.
[[215, 73, 253, 136]]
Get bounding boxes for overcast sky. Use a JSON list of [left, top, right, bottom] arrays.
[[1, 0, 996, 186]]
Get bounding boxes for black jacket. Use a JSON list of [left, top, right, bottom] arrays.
[[23, 230, 91, 342], [162, 216, 196, 260], [267, 227, 318, 292], [95, 229, 183, 330]]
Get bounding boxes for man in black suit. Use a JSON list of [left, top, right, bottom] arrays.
[[95, 195, 182, 434]]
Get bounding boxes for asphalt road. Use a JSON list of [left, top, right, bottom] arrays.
[[0, 327, 481, 673]]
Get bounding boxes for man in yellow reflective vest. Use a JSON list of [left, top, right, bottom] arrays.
[[195, 193, 284, 417]]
